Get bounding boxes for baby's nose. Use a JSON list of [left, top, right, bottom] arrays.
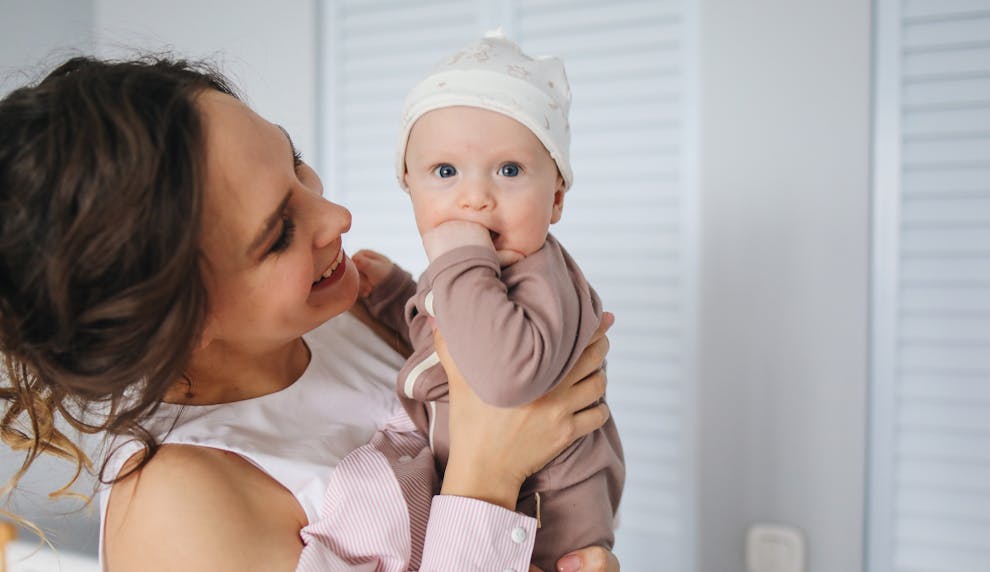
[[458, 180, 495, 211]]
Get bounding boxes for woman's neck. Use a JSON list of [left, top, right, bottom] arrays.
[[164, 337, 311, 405]]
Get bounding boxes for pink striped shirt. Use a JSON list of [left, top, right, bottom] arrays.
[[297, 411, 538, 572]]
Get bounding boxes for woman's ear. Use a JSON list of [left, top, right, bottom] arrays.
[[550, 176, 566, 224]]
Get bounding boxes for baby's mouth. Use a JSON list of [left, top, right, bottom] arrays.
[[489, 229, 500, 243]]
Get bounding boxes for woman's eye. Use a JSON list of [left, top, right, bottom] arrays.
[[498, 163, 521, 177], [433, 164, 457, 178], [293, 150, 304, 170], [269, 216, 296, 254]]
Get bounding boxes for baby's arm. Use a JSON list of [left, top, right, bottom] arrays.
[[420, 226, 602, 408], [352, 249, 394, 298], [352, 249, 417, 341]]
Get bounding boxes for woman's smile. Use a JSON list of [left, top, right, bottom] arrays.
[[311, 250, 349, 292]]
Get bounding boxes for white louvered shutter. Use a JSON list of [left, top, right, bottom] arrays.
[[869, 2, 990, 572], [321, 2, 696, 570]]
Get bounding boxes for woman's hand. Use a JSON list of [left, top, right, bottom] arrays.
[[438, 313, 614, 510], [551, 545, 620, 572]]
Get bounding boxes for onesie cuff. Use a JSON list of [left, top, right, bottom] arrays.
[[424, 245, 500, 285]]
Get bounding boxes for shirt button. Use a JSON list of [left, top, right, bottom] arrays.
[[510, 526, 527, 544], [398, 455, 413, 463]]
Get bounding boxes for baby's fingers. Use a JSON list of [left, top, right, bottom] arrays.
[[496, 249, 525, 267], [352, 248, 388, 263]]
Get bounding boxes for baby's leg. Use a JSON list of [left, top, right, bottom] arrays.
[[516, 471, 616, 572]]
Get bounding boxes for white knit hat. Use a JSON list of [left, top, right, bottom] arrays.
[[395, 29, 573, 191]]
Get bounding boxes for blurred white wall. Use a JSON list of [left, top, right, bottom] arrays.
[[697, 1, 871, 571], [93, 0, 319, 166], [0, 0, 93, 95]]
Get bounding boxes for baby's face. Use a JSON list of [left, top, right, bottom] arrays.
[[403, 106, 564, 259]]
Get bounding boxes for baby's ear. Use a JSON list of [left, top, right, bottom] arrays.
[[550, 177, 566, 224]]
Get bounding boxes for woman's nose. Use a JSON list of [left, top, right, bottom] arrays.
[[311, 198, 352, 247]]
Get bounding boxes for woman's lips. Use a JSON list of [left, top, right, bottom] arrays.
[[312, 249, 346, 290]]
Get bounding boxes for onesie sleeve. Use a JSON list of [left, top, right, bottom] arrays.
[[423, 237, 600, 407], [362, 263, 418, 345]]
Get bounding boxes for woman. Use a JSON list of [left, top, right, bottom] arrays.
[[0, 57, 617, 571]]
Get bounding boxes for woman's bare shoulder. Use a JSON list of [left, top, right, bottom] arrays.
[[104, 444, 305, 572]]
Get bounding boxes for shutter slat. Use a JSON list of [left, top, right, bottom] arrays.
[[901, 316, 990, 342], [904, 15, 990, 48], [902, 229, 990, 254], [898, 399, 990, 431], [904, 0, 990, 20], [901, 293, 990, 314], [901, 196, 990, 223], [896, 547, 990, 572], [899, 459, 990, 490], [902, 137, 990, 165], [901, 374, 990, 402], [903, 46, 990, 78], [520, 0, 680, 17], [902, 105, 990, 136], [904, 76, 990, 107], [899, 433, 990, 463], [896, 517, 990, 551], [900, 256, 990, 284], [904, 166, 990, 193], [341, 1, 476, 32]]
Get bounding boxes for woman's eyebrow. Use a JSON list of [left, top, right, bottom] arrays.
[[277, 124, 297, 163], [247, 190, 292, 256]]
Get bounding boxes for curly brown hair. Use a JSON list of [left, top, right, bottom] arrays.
[[0, 56, 237, 528]]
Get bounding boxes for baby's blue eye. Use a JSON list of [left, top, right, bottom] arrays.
[[499, 163, 521, 177], [434, 164, 457, 178]]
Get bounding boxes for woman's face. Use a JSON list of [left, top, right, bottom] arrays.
[[196, 91, 359, 350]]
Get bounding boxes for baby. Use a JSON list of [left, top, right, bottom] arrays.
[[353, 30, 624, 570]]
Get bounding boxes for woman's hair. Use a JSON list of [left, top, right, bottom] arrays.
[[0, 56, 237, 522]]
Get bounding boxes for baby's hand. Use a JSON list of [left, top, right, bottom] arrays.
[[351, 249, 394, 298], [421, 220, 492, 262]]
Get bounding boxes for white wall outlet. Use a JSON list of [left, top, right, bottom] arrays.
[[745, 523, 806, 572]]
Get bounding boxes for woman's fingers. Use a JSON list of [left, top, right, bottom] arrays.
[[557, 545, 620, 572], [589, 311, 615, 344], [565, 368, 607, 411], [571, 402, 611, 442], [554, 316, 612, 392]]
